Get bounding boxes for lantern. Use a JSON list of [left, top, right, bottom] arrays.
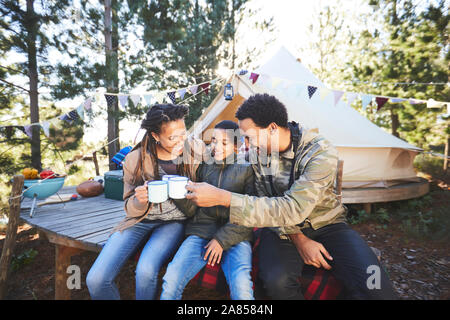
[[224, 83, 234, 101]]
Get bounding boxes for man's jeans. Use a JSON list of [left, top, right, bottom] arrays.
[[160, 235, 254, 300], [258, 222, 397, 300], [86, 220, 184, 300]]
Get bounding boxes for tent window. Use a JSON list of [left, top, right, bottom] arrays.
[[392, 150, 411, 169]]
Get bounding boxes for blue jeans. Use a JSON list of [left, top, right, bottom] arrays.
[[86, 220, 185, 300], [160, 235, 254, 300]]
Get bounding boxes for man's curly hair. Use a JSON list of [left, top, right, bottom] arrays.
[[235, 93, 288, 128]]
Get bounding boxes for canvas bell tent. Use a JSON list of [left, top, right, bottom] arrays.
[[189, 47, 429, 202]]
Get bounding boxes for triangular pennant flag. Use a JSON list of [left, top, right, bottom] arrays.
[[361, 94, 373, 111], [83, 97, 92, 110], [118, 95, 129, 109], [333, 90, 345, 106], [68, 109, 80, 120], [200, 83, 210, 95], [189, 85, 198, 95], [409, 99, 422, 105], [346, 92, 358, 105], [154, 92, 165, 104], [249, 72, 259, 84], [307, 86, 318, 99], [390, 98, 406, 103], [167, 91, 176, 104], [272, 77, 282, 88], [24, 124, 33, 138], [375, 97, 389, 112], [144, 94, 153, 106], [41, 121, 50, 137], [76, 104, 85, 119], [178, 88, 187, 100], [59, 113, 73, 124], [104, 94, 117, 108], [426, 99, 443, 108], [130, 95, 141, 108], [319, 88, 331, 101]]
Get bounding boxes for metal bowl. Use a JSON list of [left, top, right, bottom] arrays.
[[23, 177, 66, 199]]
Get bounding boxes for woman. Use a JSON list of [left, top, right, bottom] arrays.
[[160, 120, 255, 300], [86, 104, 205, 300]]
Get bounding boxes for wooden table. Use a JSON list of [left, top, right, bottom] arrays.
[[19, 186, 125, 300]]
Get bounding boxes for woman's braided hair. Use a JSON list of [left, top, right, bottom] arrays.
[[131, 104, 189, 182]]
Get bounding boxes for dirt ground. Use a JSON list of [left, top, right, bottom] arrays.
[[1, 178, 449, 300]]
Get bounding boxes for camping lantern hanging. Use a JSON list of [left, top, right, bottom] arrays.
[[224, 83, 234, 101]]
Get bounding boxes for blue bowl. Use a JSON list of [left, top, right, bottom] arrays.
[[23, 177, 66, 199]]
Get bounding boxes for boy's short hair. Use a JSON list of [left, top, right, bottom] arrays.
[[214, 120, 241, 146], [235, 93, 288, 128]]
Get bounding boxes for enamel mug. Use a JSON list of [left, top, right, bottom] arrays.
[[147, 180, 168, 203]]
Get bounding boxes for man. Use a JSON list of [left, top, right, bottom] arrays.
[[186, 93, 396, 300]]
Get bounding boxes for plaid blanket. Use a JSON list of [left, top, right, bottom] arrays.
[[191, 232, 345, 300], [111, 146, 132, 168]]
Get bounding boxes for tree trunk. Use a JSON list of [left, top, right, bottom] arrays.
[[26, 0, 41, 171], [104, 0, 120, 171], [390, 105, 400, 138]]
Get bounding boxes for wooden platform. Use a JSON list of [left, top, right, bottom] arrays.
[[342, 178, 430, 204]]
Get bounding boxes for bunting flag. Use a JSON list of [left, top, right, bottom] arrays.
[[76, 104, 84, 120], [68, 109, 80, 121], [239, 70, 248, 75], [41, 121, 50, 137], [333, 90, 345, 106], [130, 95, 141, 108], [59, 113, 73, 124], [24, 124, 33, 138], [426, 99, 443, 108], [167, 91, 177, 104], [104, 94, 117, 109], [346, 92, 358, 105], [249, 72, 259, 84], [200, 83, 210, 95], [178, 88, 187, 100], [320, 88, 331, 101], [361, 94, 373, 111], [409, 99, 422, 105], [118, 95, 129, 109], [49, 118, 60, 129], [154, 92, 166, 104], [189, 85, 198, 95], [390, 98, 406, 103], [144, 94, 153, 106], [307, 86, 318, 99], [84, 98, 92, 111], [375, 97, 389, 112]]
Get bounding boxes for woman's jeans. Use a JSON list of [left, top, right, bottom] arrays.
[[86, 220, 185, 300], [160, 235, 254, 300]]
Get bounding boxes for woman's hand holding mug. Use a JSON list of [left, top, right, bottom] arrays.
[[134, 184, 148, 205]]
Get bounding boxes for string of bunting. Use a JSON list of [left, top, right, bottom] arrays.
[[0, 78, 222, 140], [238, 70, 450, 114]]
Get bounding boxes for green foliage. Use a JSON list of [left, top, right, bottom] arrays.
[[11, 249, 38, 272]]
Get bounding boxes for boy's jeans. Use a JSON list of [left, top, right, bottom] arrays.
[[160, 235, 254, 300], [86, 220, 184, 300]]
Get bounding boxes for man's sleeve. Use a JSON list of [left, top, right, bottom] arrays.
[[229, 142, 338, 228]]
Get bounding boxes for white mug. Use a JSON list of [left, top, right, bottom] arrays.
[[147, 180, 168, 203], [168, 176, 189, 199]]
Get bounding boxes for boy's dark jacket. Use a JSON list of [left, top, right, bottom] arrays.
[[184, 154, 255, 251]]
